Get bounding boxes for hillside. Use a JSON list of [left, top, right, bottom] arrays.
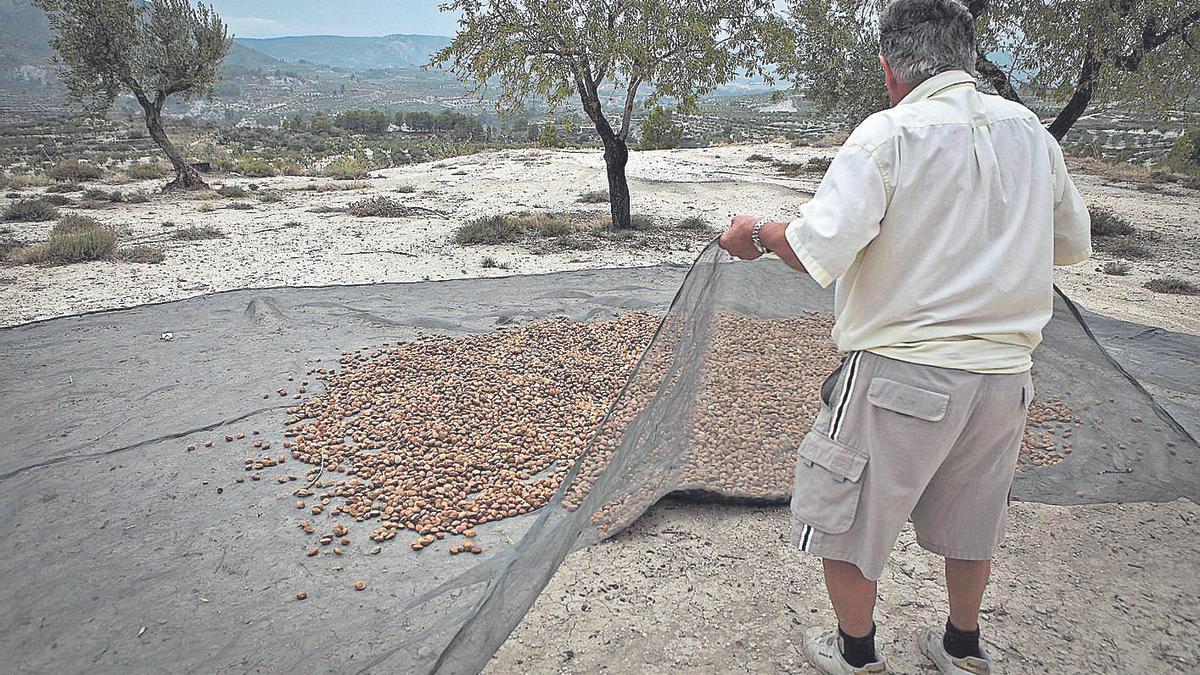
[[234, 34, 452, 70]]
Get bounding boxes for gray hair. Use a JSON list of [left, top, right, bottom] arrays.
[[879, 0, 977, 84]]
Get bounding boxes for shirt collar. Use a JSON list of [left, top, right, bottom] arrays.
[[897, 69, 977, 106]]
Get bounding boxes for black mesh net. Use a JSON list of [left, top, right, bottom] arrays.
[[377, 244, 1199, 673], [0, 242, 1195, 674]]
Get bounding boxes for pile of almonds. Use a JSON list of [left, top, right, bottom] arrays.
[[254, 311, 1142, 556], [282, 314, 659, 551]]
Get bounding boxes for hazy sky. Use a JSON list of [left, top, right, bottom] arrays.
[[208, 1, 462, 38]]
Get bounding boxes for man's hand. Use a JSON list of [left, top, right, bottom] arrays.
[[720, 214, 763, 260]]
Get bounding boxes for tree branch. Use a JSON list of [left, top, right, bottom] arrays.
[[975, 54, 1022, 103], [618, 76, 641, 140]]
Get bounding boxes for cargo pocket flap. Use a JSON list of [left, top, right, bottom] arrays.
[[797, 432, 867, 483], [867, 377, 949, 422]]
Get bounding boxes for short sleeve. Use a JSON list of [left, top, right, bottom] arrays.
[[1047, 131, 1092, 265], [784, 143, 888, 288]]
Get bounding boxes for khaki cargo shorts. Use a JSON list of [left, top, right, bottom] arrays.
[[790, 350, 1033, 580]]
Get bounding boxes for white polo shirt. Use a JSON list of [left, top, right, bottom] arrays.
[[784, 69, 1092, 374]]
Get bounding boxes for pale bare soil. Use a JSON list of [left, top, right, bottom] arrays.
[[490, 498, 1200, 674], [2, 144, 1197, 674]]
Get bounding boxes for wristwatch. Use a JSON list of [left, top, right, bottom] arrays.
[[751, 219, 770, 254]]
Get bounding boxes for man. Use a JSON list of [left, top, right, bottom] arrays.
[[719, 1, 1091, 673]]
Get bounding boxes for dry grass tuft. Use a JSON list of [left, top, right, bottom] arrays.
[[1144, 277, 1200, 296]]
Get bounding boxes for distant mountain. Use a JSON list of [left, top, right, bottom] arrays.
[[0, 0, 54, 83], [224, 42, 287, 70], [234, 34, 452, 70]]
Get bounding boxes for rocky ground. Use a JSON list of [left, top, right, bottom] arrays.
[[2, 142, 1197, 332]]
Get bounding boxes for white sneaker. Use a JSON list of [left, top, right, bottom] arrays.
[[917, 625, 992, 674], [802, 627, 890, 674]]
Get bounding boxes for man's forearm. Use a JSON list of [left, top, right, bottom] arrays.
[[758, 220, 808, 275]]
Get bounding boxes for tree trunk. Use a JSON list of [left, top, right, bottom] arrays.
[[1048, 50, 1101, 141], [142, 101, 207, 191], [600, 133, 632, 229]]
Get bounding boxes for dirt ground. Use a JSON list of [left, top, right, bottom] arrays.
[[489, 498, 1200, 674], [2, 142, 1197, 333], [2, 144, 1198, 674]]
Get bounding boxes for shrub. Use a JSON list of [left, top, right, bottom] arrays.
[[1096, 237, 1153, 259], [806, 156, 833, 172], [1165, 129, 1200, 178], [322, 156, 372, 180], [10, 214, 117, 263], [216, 184, 249, 198], [628, 214, 655, 231], [125, 161, 168, 180], [747, 153, 773, 162], [115, 245, 166, 264], [45, 182, 83, 193], [172, 225, 224, 240], [577, 189, 609, 203], [47, 159, 103, 182], [54, 214, 103, 234], [1144, 277, 1200, 295], [395, 184, 417, 194], [82, 187, 108, 201], [226, 202, 255, 210], [3, 199, 59, 222], [481, 256, 510, 270], [108, 190, 125, 203], [235, 156, 277, 177], [455, 215, 525, 245], [1090, 207, 1135, 237], [41, 194, 74, 206], [196, 203, 216, 213], [677, 216, 711, 231], [1101, 260, 1130, 276], [257, 191, 282, 203], [347, 196, 411, 217], [126, 191, 150, 203]]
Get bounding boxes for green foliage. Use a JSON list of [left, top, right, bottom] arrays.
[[310, 112, 334, 133], [638, 106, 683, 150], [778, 0, 1200, 131], [335, 108, 391, 133], [172, 225, 223, 240], [3, 199, 60, 222], [1144, 277, 1200, 295], [455, 214, 525, 245], [454, 212, 573, 244], [235, 156, 277, 177], [125, 161, 168, 179], [1165, 129, 1200, 178], [38, 0, 231, 114], [321, 156, 372, 180], [48, 159, 104, 182], [38, 0, 232, 186], [536, 124, 563, 148], [11, 213, 116, 264]]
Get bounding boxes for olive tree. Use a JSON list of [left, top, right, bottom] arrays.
[[780, 0, 1200, 140], [432, 0, 787, 229], [39, 0, 231, 189]]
